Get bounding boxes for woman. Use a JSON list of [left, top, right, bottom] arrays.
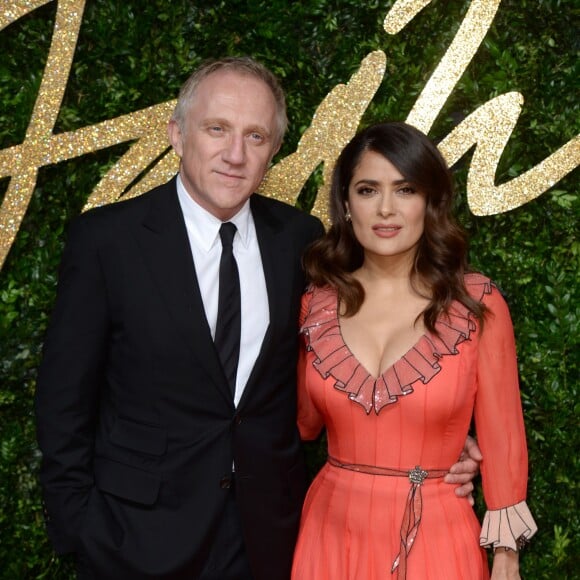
[[292, 122, 537, 579]]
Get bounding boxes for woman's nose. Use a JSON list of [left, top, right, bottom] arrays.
[[377, 192, 394, 216]]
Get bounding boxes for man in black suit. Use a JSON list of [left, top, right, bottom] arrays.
[[35, 57, 479, 579]]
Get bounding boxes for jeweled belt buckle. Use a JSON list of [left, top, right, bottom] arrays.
[[408, 465, 428, 485]]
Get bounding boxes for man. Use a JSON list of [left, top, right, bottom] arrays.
[[35, 57, 480, 579]]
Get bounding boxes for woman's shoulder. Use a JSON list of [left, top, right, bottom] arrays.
[[464, 272, 492, 297], [300, 284, 337, 327], [463, 272, 511, 316]]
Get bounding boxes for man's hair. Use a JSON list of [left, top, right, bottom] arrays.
[[171, 56, 288, 149]]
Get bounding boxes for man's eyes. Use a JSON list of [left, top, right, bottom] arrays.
[[205, 126, 265, 143], [249, 132, 265, 143]]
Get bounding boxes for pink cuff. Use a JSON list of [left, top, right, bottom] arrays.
[[480, 500, 538, 551]]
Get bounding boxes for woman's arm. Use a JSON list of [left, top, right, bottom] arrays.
[[473, 286, 537, 568], [491, 549, 520, 580]]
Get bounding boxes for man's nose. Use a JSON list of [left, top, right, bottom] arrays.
[[222, 134, 245, 165]]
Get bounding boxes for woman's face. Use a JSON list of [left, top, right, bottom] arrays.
[[346, 150, 426, 264]]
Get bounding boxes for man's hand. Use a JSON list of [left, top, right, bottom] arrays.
[[444, 435, 483, 505]]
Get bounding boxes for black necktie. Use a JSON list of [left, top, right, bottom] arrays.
[[214, 222, 241, 396]]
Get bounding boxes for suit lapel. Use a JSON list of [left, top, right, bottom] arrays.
[[237, 195, 294, 408], [135, 179, 232, 405]]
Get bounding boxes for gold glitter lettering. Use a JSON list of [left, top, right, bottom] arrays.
[[386, 0, 502, 133], [0, 0, 578, 270], [437, 93, 580, 215], [258, 51, 386, 223], [1, 0, 87, 268], [385, 0, 580, 215]]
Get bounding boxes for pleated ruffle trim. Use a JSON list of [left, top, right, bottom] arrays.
[[301, 272, 492, 415], [480, 500, 538, 551]]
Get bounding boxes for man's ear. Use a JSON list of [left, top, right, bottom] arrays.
[[167, 120, 184, 158]]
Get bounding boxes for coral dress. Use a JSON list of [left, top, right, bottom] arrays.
[[291, 274, 537, 580]]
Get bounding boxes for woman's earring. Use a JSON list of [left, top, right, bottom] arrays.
[[345, 209, 351, 222]]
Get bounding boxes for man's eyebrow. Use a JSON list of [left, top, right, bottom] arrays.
[[245, 123, 272, 137]]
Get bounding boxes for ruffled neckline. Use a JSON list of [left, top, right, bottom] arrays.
[[301, 273, 492, 415]]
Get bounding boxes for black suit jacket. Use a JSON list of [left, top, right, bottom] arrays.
[[35, 177, 324, 579]]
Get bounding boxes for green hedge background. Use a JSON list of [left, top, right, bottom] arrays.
[[0, 0, 578, 577]]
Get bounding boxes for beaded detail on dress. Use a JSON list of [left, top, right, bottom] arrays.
[[300, 272, 492, 415]]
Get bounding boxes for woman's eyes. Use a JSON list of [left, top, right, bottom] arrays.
[[355, 186, 376, 196], [354, 185, 416, 196]]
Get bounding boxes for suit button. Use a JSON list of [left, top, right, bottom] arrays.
[[220, 475, 233, 489], [233, 414, 243, 425]]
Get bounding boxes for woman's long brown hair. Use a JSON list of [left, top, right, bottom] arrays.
[[303, 122, 486, 334]]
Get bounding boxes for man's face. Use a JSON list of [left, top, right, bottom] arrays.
[[168, 70, 280, 220]]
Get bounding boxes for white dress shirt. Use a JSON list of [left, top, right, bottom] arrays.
[[176, 174, 269, 406]]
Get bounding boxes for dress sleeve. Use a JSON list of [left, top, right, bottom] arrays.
[[297, 290, 325, 441], [474, 287, 538, 550]]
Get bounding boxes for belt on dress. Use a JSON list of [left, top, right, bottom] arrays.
[[327, 456, 448, 580]]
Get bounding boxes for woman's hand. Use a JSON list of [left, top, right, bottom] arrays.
[[491, 548, 520, 579]]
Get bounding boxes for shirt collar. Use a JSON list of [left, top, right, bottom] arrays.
[[176, 173, 252, 252]]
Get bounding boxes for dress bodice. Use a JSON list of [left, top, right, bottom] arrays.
[[300, 272, 492, 416]]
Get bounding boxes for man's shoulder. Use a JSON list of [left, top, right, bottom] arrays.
[[63, 178, 178, 250], [75, 178, 176, 226], [251, 193, 323, 231]]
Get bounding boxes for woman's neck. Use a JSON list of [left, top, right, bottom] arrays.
[[354, 253, 429, 299]]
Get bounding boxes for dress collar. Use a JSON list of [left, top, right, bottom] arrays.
[[301, 273, 492, 414]]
